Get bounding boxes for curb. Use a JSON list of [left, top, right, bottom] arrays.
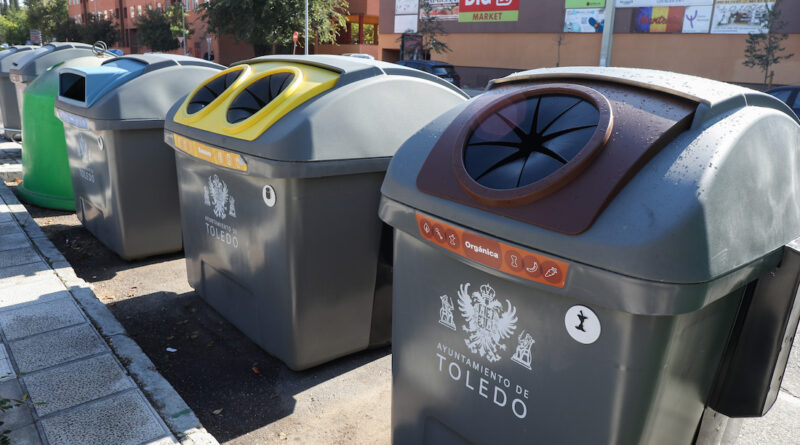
[[0, 184, 218, 445]]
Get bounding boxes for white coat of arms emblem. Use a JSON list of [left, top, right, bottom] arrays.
[[439, 295, 456, 331], [458, 283, 518, 363], [511, 330, 535, 370], [204, 174, 236, 219]]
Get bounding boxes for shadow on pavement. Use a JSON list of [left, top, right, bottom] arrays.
[[111, 290, 390, 442]]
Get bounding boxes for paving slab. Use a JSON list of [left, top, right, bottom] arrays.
[[0, 230, 30, 252], [0, 264, 55, 288], [39, 390, 176, 445], [6, 424, 43, 445], [9, 324, 108, 373], [0, 296, 85, 340], [22, 353, 136, 416], [0, 246, 41, 269], [0, 220, 22, 236], [0, 274, 69, 308], [0, 379, 35, 430], [0, 343, 15, 382]]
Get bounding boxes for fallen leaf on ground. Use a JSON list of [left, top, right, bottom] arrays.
[[212, 409, 223, 415], [251, 366, 261, 375], [278, 432, 287, 440], [166, 347, 177, 353]]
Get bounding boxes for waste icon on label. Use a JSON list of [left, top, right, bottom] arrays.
[[565, 305, 601, 344]]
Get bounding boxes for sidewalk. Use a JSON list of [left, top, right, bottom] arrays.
[[0, 177, 217, 444], [0, 140, 21, 182]]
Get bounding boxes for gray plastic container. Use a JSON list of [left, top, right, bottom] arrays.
[[380, 67, 800, 444], [0, 46, 36, 140], [55, 54, 224, 260], [10, 42, 98, 126], [164, 55, 468, 370]]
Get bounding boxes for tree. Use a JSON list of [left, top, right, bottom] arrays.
[[79, 13, 120, 46], [26, 0, 67, 42], [134, 5, 191, 52], [418, 0, 450, 59], [743, 0, 794, 88], [201, 0, 348, 56], [54, 16, 81, 42], [0, 7, 28, 44]]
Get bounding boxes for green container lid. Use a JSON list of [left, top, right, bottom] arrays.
[[17, 54, 112, 210]]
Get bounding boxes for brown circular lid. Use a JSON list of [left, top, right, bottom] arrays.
[[453, 84, 613, 207]]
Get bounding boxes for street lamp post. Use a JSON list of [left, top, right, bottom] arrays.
[[181, 1, 187, 55], [599, 1, 616, 67], [304, 0, 308, 55]]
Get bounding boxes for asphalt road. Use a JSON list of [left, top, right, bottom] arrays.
[[13, 185, 392, 444]]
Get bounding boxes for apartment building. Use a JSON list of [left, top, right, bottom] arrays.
[[66, 0, 253, 65]]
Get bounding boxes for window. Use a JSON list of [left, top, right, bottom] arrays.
[[137, 5, 142, 15], [123, 7, 128, 18], [130, 6, 134, 17]]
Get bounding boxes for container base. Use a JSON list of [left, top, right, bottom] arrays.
[[15, 183, 75, 211]]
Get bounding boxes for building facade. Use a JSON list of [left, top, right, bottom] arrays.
[[65, 0, 387, 65], [66, 0, 253, 66], [379, 0, 800, 88]]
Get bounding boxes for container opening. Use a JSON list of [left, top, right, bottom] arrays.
[[226, 72, 295, 124], [464, 94, 599, 190], [187, 69, 244, 114], [60, 72, 86, 102]]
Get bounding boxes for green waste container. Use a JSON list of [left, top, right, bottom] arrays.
[[10, 42, 96, 134], [16, 53, 113, 210], [0, 45, 35, 141]]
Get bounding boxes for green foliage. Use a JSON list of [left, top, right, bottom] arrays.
[[26, 0, 67, 42], [54, 16, 81, 42], [134, 5, 192, 52], [201, 0, 348, 55], [0, 390, 45, 445], [743, 0, 794, 87], [76, 13, 120, 46], [418, 0, 450, 58], [164, 4, 193, 41], [0, 7, 29, 44]]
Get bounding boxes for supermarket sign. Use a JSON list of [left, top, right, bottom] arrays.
[[459, 0, 519, 22]]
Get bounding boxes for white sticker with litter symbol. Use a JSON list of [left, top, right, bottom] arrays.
[[565, 305, 601, 344]]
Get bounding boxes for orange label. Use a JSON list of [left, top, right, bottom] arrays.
[[172, 133, 247, 172], [416, 212, 569, 288]]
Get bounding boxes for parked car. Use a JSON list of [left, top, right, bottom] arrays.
[[395, 60, 461, 87], [766, 86, 800, 117]]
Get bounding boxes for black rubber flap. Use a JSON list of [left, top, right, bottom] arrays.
[[226, 72, 295, 123], [187, 70, 243, 114], [464, 94, 599, 190]]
